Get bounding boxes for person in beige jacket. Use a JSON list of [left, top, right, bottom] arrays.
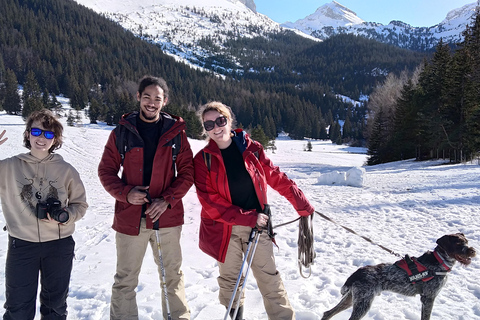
[[0, 109, 88, 320]]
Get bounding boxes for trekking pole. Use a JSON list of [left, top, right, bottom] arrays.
[[144, 188, 173, 319], [155, 230, 173, 320], [224, 227, 261, 320]]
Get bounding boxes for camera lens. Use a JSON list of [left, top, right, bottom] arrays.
[[51, 208, 69, 223], [56, 211, 69, 223]]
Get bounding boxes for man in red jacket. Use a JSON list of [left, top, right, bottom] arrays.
[[98, 75, 194, 320]]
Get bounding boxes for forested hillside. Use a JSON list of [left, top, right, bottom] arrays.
[[0, 0, 425, 143], [366, 9, 480, 164]]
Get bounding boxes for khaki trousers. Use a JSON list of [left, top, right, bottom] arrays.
[[218, 225, 294, 320], [110, 219, 190, 320]]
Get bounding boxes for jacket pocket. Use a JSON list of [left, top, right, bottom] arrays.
[[199, 217, 225, 261]]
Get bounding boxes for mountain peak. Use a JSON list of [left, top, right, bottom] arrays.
[[318, 1, 363, 25], [281, 1, 364, 33], [442, 3, 477, 25]]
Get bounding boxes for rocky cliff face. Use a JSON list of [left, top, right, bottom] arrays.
[[239, 0, 256, 13]]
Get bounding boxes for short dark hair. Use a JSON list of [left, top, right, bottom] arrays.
[[24, 109, 63, 153], [138, 75, 169, 103]]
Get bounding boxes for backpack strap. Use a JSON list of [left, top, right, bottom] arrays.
[[116, 126, 182, 172], [115, 126, 127, 166], [202, 151, 211, 172], [170, 133, 181, 176]]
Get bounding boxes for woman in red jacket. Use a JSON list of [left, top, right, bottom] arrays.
[[193, 101, 314, 320]]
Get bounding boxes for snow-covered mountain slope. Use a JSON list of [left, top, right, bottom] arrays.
[[74, 0, 476, 73], [282, 1, 478, 50], [75, 0, 288, 72]]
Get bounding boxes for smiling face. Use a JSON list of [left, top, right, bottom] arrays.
[[203, 110, 232, 149], [137, 84, 168, 123], [29, 121, 56, 159]]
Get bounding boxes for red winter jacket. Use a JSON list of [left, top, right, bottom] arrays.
[[193, 129, 314, 263], [98, 112, 194, 235]]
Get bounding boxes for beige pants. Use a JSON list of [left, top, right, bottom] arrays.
[[110, 219, 190, 320], [218, 225, 294, 320]]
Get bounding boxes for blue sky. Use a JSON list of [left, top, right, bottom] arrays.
[[255, 0, 476, 27]]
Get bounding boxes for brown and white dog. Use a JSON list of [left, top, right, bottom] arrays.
[[322, 233, 476, 320]]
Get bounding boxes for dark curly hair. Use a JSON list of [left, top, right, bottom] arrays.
[[23, 109, 63, 153], [138, 75, 170, 104]]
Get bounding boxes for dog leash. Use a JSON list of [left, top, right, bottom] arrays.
[[272, 215, 314, 278], [314, 210, 403, 258]]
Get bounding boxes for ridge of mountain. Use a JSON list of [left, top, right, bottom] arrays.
[[74, 0, 477, 73], [75, 0, 291, 72], [282, 2, 478, 50]]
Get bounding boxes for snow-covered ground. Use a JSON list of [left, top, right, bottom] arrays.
[[0, 109, 479, 319]]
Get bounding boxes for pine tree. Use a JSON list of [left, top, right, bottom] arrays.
[[49, 94, 63, 116], [392, 79, 418, 160], [416, 39, 452, 157], [0, 55, 5, 82], [306, 140, 313, 152], [367, 107, 389, 165], [2, 69, 21, 115], [329, 121, 342, 144], [342, 115, 352, 140], [459, 7, 480, 158], [42, 88, 50, 109], [88, 98, 102, 124], [250, 125, 273, 150], [22, 71, 44, 119]]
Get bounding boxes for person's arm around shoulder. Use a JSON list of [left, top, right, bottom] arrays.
[[98, 129, 135, 203]]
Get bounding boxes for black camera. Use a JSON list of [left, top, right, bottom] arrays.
[[36, 198, 69, 223]]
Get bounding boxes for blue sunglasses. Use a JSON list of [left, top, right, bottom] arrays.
[[30, 128, 55, 139]]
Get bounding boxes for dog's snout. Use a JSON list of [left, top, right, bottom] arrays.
[[467, 246, 476, 257]]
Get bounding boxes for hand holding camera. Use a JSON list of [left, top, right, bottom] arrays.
[[35, 198, 69, 223]]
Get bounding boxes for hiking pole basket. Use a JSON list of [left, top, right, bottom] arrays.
[[224, 227, 262, 320], [155, 230, 173, 320]]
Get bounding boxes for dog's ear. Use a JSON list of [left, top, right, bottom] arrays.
[[455, 233, 467, 243], [437, 233, 468, 250], [436, 235, 449, 247]]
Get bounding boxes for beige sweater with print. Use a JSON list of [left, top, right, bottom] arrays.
[[0, 152, 88, 242]]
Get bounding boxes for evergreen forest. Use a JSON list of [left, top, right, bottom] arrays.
[[366, 8, 480, 164], [0, 0, 442, 151]]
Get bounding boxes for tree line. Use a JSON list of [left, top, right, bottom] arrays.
[[366, 8, 480, 164], [1, 0, 426, 145]]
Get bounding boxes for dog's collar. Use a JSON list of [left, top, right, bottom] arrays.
[[433, 249, 451, 274]]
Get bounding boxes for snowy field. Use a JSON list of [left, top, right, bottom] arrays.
[[0, 108, 479, 320]]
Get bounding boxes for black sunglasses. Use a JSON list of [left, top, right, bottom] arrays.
[[30, 128, 55, 139], [203, 116, 228, 131]]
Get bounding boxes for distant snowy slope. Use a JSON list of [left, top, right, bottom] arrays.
[[73, 0, 477, 73], [282, 1, 478, 50], [74, 0, 285, 71], [77, 0, 256, 15]]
